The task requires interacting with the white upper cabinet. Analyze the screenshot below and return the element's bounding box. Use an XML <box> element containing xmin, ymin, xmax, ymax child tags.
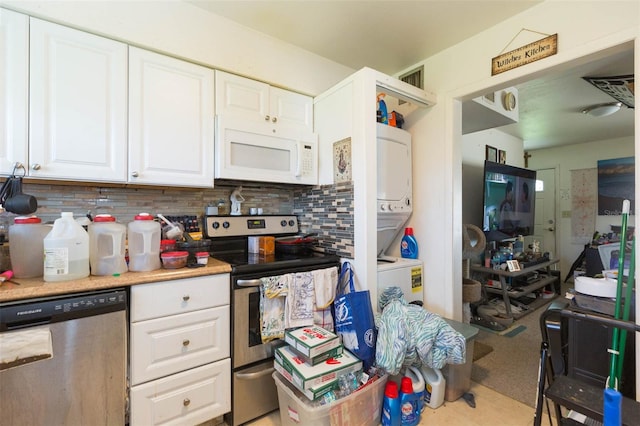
<box><xmin>128</xmin><ymin>47</ymin><xmax>215</xmax><ymax>187</ymax></box>
<box><xmin>215</xmin><ymin>70</ymin><xmax>313</xmax><ymax>134</ymax></box>
<box><xmin>0</xmin><ymin>9</ymin><xmax>28</xmax><ymax>176</ymax></box>
<box><xmin>29</xmin><ymin>18</ymin><xmax>128</xmax><ymax>182</ymax></box>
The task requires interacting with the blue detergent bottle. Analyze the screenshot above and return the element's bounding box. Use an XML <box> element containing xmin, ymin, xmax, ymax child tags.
<box><xmin>381</xmin><ymin>380</ymin><xmax>401</xmax><ymax>426</ymax></box>
<box><xmin>377</xmin><ymin>93</ymin><xmax>388</xmax><ymax>124</ymax></box>
<box><xmin>400</xmin><ymin>227</ymin><xmax>418</xmax><ymax>259</ymax></box>
<box><xmin>399</xmin><ymin>376</ymin><xmax>419</xmax><ymax>426</ymax></box>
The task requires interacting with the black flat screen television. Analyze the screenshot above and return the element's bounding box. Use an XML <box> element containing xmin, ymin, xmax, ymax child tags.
<box><xmin>482</xmin><ymin>160</ymin><xmax>537</xmax><ymax>239</ymax></box>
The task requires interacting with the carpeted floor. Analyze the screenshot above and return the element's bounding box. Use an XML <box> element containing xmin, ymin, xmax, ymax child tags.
<box><xmin>470</xmin><ymin>298</ymin><xmax>557</xmax><ymax>408</ymax></box>
<box><xmin>473</xmin><ymin>341</ymin><xmax>494</xmax><ymax>361</ymax></box>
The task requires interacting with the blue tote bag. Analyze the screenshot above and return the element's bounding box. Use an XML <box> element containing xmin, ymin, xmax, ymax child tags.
<box><xmin>333</xmin><ymin>261</ymin><xmax>377</xmax><ymax>369</ymax></box>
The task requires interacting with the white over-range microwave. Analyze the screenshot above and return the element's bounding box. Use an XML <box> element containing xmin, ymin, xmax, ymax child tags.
<box><xmin>215</xmin><ymin>115</ymin><xmax>318</xmax><ymax>185</ymax></box>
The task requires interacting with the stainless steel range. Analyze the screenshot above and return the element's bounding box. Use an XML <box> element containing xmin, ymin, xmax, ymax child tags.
<box><xmin>204</xmin><ymin>215</ymin><xmax>340</xmax><ymax>426</ymax></box>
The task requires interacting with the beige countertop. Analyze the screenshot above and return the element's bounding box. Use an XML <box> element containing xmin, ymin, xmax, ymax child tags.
<box><xmin>0</xmin><ymin>258</ymin><xmax>232</xmax><ymax>303</ymax></box>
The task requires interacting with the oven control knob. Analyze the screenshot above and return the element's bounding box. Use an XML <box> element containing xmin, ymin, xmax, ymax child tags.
<box><xmin>288</xmin><ymin>220</ymin><xmax>295</xmax><ymax>227</ymax></box>
<box><xmin>380</xmin><ymin>204</ymin><xmax>386</xmax><ymax>211</ymax></box>
<box><xmin>223</xmin><ymin>221</ymin><xmax>230</xmax><ymax>229</ymax></box>
<box><xmin>212</xmin><ymin>222</ymin><xmax>220</xmax><ymax>229</ymax></box>
<box><xmin>281</xmin><ymin>220</ymin><xmax>287</xmax><ymax>227</ymax></box>
<box><xmin>388</xmin><ymin>204</ymin><xmax>395</xmax><ymax>211</ymax></box>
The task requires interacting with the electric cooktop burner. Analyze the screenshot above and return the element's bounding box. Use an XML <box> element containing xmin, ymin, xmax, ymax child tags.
<box><xmin>204</xmin><ymin>214</ymin><xmax>339</xmax><ymax>275</ymax></box>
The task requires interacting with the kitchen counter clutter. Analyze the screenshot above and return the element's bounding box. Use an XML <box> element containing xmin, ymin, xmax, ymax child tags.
<box><xmin>0</xmin><ymin>257</ymin><xmax>231</xmax><ymax>302</ymax></box>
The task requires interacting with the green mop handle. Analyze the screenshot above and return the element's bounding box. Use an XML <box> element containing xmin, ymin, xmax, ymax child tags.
<box><xmin>608</xmin><ymin>199</ymin><xmax>629</xmax><ymax>389</ymax></box>
<box><xmin>616</xmin><ymin>235</ymin><xmax>635</xmax><ymax>382</ymax></box>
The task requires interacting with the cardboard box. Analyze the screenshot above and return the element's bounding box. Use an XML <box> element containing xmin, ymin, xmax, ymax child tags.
<box><xmin>289</xmin><ymin>344</ymin><xmax>344</xmax><ymax>366</ymax></box>
<box><xmin>274</xmin><ymin>345</ymin><xmax>362</xmax><ymax>391</ymax></box>
<box><xmin>273</xmin><ymin>361</ymin><xmax>337</xmax><ymax>400</ymax></box>
<box><xmin>284</xmin><ymin>326</ymin><xmax>340</xmax><ymax>358</ymax></box>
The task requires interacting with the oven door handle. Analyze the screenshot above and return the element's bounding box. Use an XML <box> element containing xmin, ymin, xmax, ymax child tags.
<box><xmin>236</xmin><ymin>366</ymin><xmax>275</xmax><ymax>380</ymax></box>
<box><xmin>236</xmin><ymin>279</ymin><xmax>263</xmax><ymax>287</ymax></box>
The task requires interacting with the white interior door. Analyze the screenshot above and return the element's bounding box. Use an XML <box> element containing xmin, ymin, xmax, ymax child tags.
<box><xmin>527</xmin><ymin>168</ymin><xmax>557</xmax><ymax>260</ymax></box>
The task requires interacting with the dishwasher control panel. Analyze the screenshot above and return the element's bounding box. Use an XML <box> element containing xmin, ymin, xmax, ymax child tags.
<box><xmin>0</xmin><ymin>289</ymin><xmax>127</xmax><ymax>331</ymax></box>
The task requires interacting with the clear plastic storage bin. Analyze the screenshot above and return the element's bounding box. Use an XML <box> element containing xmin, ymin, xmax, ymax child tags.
<box><xmin>273</xmin><ymin>371</ymin><xmax>387</xmax><ymax>426</ymax></box>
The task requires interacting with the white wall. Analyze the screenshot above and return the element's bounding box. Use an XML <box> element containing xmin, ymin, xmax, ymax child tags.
<box><xmin>0</xmin><ymin>0</ymin><xmax>353</xmax><ymax>95</ymax></box>
<box><xmin>529</xmin><ymin>136</ymin><xmax>634</xmax><ymax>275</ymax></box>
<box><xmin>397</xmin><ymin>1</ymin><xmax>639</xmax><ymax>321</ymax></box>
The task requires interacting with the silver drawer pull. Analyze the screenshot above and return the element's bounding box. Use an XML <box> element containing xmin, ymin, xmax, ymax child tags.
<box><xmin>182</xmin><ymin>295</ymin><xmax>190</xmax><ymax>301</ymax></box>
<box><xmin>183</xmin><ymin>398</ymin><xmax>190</xmax><ymax>407</ymax></box>
<box><xmin>182</xmin><ymin>339</ymin><xmax>190</xmax><ymax>347</ymax></box>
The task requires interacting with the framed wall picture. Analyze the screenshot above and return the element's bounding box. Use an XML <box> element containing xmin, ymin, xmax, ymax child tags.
<box><xmin>333</xmin><ymin>137</ymin><xmax>352</xmax><ymax>183</ymax></box>
<box><xmin>506</xmin><ymin>259</ymin><xmax>521</xmax><ymax>272</ymax></box>
<box><xmin>498</xmin><ymin>149</ymin><xmax>507</xmax><ymax>164</ymax></box>
<box><xmin>486</xmin><ymin>145</ymin><xmax>497</xmax><ymax>162</ymax></box>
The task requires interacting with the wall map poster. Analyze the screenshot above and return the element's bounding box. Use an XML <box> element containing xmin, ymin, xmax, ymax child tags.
<box><xmin>571</xmin><ymin>168</ymin><xmax>596</xmax><ymax>244</ymax></box>
<box><xmin>597</xmin><ymin>156</ymin><xmax>635</xmax><ymax>215</ymax></box>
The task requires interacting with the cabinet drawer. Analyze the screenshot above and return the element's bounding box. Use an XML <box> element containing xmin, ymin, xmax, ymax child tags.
<box><xmin>131</xmin><ymin>274</ymin><xmax>229</xmax><ymax>321</ymax></box>
<box><xmin>130</xmin><ymin>358</ymin><xmax>231</xmax><ymax>426</ymax></box>
<box><xmin>130</xmin><ymin>306</ymin><xmax>230</xmax><ymax>385</ymax></box>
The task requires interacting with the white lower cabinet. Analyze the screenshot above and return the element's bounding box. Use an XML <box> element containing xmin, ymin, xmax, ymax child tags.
<box><xmin>130</xmin><ymin>275</ymin><xmax>231</xmax><ymax>425</ymax></box>
<box><xmin>130</xmin><ymin>360</ymin><xmax>231</xmax><ymax>426</ymax></box>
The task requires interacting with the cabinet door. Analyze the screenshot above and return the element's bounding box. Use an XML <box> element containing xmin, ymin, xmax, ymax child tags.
<box><xmin>215</xmin><ymin>70</ymin><xmax>270</xmax><ymax>123</ymax></box>
<box><xmin>0</xmin><ymin>9</ymin><xmax>28</xmax><ymax>176</ymax></box>
<box><xmin>129</xmin><ymin>47</ymin><xmax>214</xmax><ymax>187</ymax></box>
<box><xmin>29</xmin><ymin>18</ymin><xmax>127</xmax><ymax>182</ymax></box>
<box><xmin>270</xmin><ymin>86</ymin><xmax>313</xmax><ymax>133</ymax></box>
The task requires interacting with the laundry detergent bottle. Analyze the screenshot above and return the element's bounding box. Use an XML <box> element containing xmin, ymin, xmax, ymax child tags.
<box><xmin>381</xmin><ymin>380</ymin><xmax>401</xmax><ymax>426</ymax></box>
<box><xmin>400</xmin><ymin>227</ymin><xmax>418</xmax><ymax>259</ymax></box>
<box><xmin>399</xmin><ymin>376</ymin><xmax>419</xmax><ymax>426</ymax></box>
<box><xmin>420</xmin><ymin>365</ymin><xmax>446</xmax><ymax>409</ymax></box>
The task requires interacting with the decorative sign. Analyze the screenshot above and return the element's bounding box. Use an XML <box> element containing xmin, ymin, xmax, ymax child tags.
<box><xmin>492</xmin><ymin>34</ymin><xmax>558</xmax><ymax>76</ymax></box>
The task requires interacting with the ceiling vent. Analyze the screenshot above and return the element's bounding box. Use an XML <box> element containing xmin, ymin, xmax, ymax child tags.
<box><xmin>399</xmin><ymin>66</ymin><xmax>424</xmax><ymax>89</ymax></box>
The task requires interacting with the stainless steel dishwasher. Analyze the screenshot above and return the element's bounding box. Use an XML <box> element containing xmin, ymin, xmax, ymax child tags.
<box><xmin>0</xmin><ymin>288</ymin><xmax>127</xmax><ymax>425</ymax></box>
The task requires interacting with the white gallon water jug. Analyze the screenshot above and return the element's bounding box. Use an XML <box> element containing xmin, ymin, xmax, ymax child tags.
<box><xmin>127</xmin><ymin>213</ymin><xmax>161</xmax><ymax>272</ymax></box>
<box><xmin>89</xmin><ymin>214</ymin><xmax>128</xmax><ymax>276</ymax></box>
<box><xmin>9</xmin><ymin>216</ymin><xmax>51</xmax><ymax>278</ymax></box>
<box><xmin>43</xmin><ymin>212</ymin><xmax>90</xmax><ymax>282</ymax></box>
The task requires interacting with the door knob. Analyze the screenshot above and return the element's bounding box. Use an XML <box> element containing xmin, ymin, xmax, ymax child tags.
<box><xmin>547</xmin><ymin>227</ymin><xmax>555</xmax><ymax>231</ymax></box>
<box><xmin>264</xmin><ymin>115</ymin><xmax>270</xmax><ymax>121</ymax></box>
<box><xmin>183</xmin><ymin>398</ymin><xmax>191</xmax><ymax>407</ymax></box>
<box><xmin>31</xmin><ymin>163</ymin><xmax>41</xmax><ymax>170</ymax></box>
<box><xmin>272</xmin><ymin>117</ymin><xmax>277</xmax><ymax>123</ymax></box>
<box><xmin>131</xmin><ymin>171</ymin><xmax>139</xmax><ymax>178</ymax></box>
<box><xmin>182</xmin><ymin>339</ymin><xmax>190</xmax><ymax>347</ymax></box>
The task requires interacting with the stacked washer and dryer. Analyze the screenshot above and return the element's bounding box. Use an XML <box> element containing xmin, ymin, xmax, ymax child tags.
<box><xmin>375</xmin><ymin>123</ymin><xmax>424</xmax><ymax>308</ymax></box>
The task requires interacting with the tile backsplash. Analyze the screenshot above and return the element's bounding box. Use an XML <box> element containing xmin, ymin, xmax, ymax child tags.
<box><xmin>2</xmin><ymin>179</ymin><xmax>354</xmax><ymax>259</ymax></box>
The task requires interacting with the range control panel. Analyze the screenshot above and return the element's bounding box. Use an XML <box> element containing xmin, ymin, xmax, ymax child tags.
<box><xmin>204</xmin><ymin>215</ymin><xmax>299</xmax><ymax>238</ymax></box>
